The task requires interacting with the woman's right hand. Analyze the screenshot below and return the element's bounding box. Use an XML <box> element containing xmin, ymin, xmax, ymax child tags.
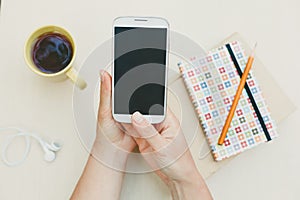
<box><xmin>125</xmin><ymin>109</ymin><xmax>213</xmax><ymax>200</ymax></box>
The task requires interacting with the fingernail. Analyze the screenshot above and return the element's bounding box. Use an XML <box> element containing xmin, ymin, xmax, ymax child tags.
<box><xmin>133</xmin><ymin>112</ymin><xmax>144</xmax><ymax>124</ymax></box>
<box><xmin>100</xmin><ymin>70</ymin><xmax>105</xmax><ymax>82</ymax></box>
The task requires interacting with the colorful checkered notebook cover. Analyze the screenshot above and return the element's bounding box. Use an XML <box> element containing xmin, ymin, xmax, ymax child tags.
<box><xmin>178</xmin><ymin>41</ymin><xmax>278</xmax><ymax>161</ymax></box>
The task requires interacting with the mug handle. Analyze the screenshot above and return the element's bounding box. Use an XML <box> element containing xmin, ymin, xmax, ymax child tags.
<box><xmin>66</xmin><ymin>68</ymin><xmax>87</xmax><ymax>90</ymax></box>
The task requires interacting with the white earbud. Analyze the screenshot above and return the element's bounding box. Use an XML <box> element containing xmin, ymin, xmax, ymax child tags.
<box><xmin>39</xmin><ymin>140</ymin><xmax>62</xmax><ymax>162</ymax></box>
<box><xmin>30</xmin><ymin>135</ymin><xmax>63</xmax><ymax>163</ymax></box>
<box><xmin>1</xmin><ymin>127</ymin><xmax>63</xmax><ymax>166</ymax></box>
<box><xmin>43</xmin><ymin>147</ymin><xmax>56</xmax><ymax>162</ymax></box>
<box><xmin>38</xmin><ymin>141</ymin><xmax>55</xmax><ymax>162</ymax></box>
<box><xmin>45</xmin><ymin>141</ymin><xmax>62</xmax><ymax>152</ymax></box>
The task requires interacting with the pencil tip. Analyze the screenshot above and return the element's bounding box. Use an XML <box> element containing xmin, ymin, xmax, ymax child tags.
<box><xmin>251</xmin><ymin>42</ymin><xmax>257</xmax><ymax>56</ymax></box>
<box><xmin>254</xmin><ymin>42</ymin><xmax>258</xmax><ymax>49</ymax></box>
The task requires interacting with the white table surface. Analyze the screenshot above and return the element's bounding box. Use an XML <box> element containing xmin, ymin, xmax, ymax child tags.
<box><xmin>0</xmin><ymin>0</ymin><xmax>299</xmax><ymax>199</ymax></box>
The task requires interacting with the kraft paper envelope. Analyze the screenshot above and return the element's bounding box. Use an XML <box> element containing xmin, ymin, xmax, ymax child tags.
<box><xmin>167</xmin><ymin>32</ymin><xmax>296</xmax><ymax>178</ymax></box>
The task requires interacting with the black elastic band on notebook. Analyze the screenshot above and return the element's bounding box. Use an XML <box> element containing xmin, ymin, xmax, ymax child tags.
<box><xmin>225</xmin><ymin>44</ymin><xmax>272</xmax><ymax>141</ymax></box>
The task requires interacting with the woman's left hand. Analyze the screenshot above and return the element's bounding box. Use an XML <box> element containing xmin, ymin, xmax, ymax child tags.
<box><xmin>93</xmin><ymin>70</ymin><xmax>136</xmax><ymax>165</ymax></box>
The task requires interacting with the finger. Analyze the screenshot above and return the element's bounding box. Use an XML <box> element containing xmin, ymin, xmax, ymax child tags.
<box><xmin>115</xmin><ymin>122</ymin><xmax>126</xmax><ymax>132</ymax></box>
<box><xmin>164</xmin><ymin>107</ymin><xmax>179</xmax><ymax>125</ymax></box>
<box><xmin>155</xmin><ymin>107</ymin><xmax>180</xmax><ymax>133</ymax></box>
<box><xmin>98</xmin><ymin>70</ymin><xmax>112</xmax><ymax>119</ymax></box>
<box><xmin>131</xmin><ymin>112</ymin><xmax>165</xmax><ymax>151</ymax></box>
<box><xmin>122</xmin><ymin>133</ymin><xmax>137</xmax><ymax>151</ymax></box>
<box><xmin>134</xmin><ymin>137</ymin><xmax>150</xmax><ymax>152</ymax></box>
<box><xmin>121</xmin><ymin>123</ymin><xmax>140</xmax><ymax>137</ymax></box>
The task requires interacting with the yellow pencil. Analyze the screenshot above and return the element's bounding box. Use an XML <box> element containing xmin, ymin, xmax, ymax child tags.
<box><xmin>218</xmin><ymin>43</ymin><xmax>257</xmax><ymax>145</ymax></box>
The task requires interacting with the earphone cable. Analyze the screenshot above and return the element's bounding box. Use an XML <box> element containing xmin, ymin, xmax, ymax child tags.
<box><xmin>1</xmin><ymin>127</ymin><xmax>32</xmax><ymax>167</ymax></box>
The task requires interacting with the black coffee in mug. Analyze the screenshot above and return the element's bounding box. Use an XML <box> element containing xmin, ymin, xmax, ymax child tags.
<box><xmin>32</xmin><ymin>33</ymin><xmax>73</xmax><ymax>74</ymax></box>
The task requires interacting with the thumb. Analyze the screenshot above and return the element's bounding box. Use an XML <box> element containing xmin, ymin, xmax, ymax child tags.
<box><xmin>98</xmin><ymin>70</ymin><xmax>112</xmax><ymax>119</ymax></box>
<box><xmin>131</xmin><ymin>112</ymin><xmax>165</xmax><ymax>151</ymax></box>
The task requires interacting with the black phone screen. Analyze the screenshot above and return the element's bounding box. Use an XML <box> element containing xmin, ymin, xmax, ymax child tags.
<box><xmin>114</xmin><ymin>27</ymin><xmax>167</xmax><ymax>115</ymax></box>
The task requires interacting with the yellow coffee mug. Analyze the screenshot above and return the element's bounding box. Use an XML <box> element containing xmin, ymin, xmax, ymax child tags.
<box><xmin>24</xmin><ymin>25</ymin><xmax>87</xmax><ymax>90</ymax></box>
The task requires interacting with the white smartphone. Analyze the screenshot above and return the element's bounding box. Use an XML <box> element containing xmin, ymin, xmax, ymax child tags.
<box><xmin>112</xmin><ymin>16</ymin><xmax>169</xmax><ymax>123</ymax></box>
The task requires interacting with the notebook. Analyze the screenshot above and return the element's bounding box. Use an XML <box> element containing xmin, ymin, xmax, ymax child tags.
<box><xmin>178</xmin><ymin>41</ymin><xmax>278</xmax><ymax>161</ymax></box>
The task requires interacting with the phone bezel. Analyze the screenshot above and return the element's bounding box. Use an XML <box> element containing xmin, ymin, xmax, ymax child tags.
<box><xmin>112</xmin><ymin>16</ymin><xmax>169</xmax><ymax>124</ymax></box>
